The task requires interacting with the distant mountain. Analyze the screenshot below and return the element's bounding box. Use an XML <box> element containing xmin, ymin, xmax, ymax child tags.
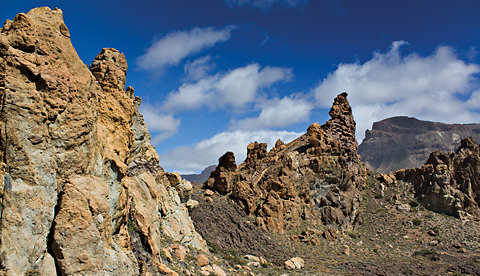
<box><xmin>181</xmin><ymin>165</ymin><xmax>216</xmax><ymax>183</ymax></box>
<box><xmin>358</xmin><ymin>116</ymin><xmax>480</xmax><ymax>173</ymax></box>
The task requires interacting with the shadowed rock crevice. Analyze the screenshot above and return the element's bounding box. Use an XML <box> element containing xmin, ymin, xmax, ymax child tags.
<box><xmin>46</xmin><ymin>191</ymin><xmax>65</xmax><ymax>276</ymax></box>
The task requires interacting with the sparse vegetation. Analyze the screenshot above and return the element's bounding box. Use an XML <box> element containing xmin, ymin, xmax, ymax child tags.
<box><xmin>412</xmin><ymin>248</ymin><xmax>436</xmax><ymax>256</ymax></box>
<box><xmin>409</xmin><ymin>200</ymin><xmax>419</xmax><ymax>207</ymax></box>
<box><xmin>24</xmin><ymin>269</ymin><xmax>40</xmax><ymax>276</ymax></box>
<box><xmin>346</xmin><ymin>231</ymin><xmax>358</xmax><ymax>239</ymax></box>
<box><xmin>412</xmin><ymin>218</ymin><xmax>422</xmax><ymax>226</ymax></box>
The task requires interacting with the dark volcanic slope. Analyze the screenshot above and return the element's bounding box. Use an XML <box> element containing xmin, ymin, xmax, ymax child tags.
<box><xmin>358</xmin><ymin>116</ymin><xmax>480</xmax><ymax>173</ymax></box>
<box><xmin>181</xmin><ymin>165</ymin><xmax>216</xmax><ymax>183</ymax></box>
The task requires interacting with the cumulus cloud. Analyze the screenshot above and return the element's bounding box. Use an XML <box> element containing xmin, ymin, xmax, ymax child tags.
<box><xmin>313</xmin><ymin>40</ymin><xmax>480</xmax><ymax>141</ymax></box>
<box><xmin>184</xmin><ymin>55</ymin><xmax>216</xmax><ymax>81</ymax></box>
<box><xmin>225</xmin><ymin>0</ymin><xmax>307</xmax><ymax>9</ymax></box>
<box><xmin>159</xmin><ymin>130</ymin><xmax>302</xmax><ymax>173</ymax></box>
<box><xmin>139</xmin><ymin>103</ymin><xmax>181</xmax><ymax>144</ymax></box>
<box><xmin>162</xmin><ymin>64</ymin><xmax>293</xmax><ymax>112</ymax></box>
<box><xmin>231</xmin><ymin>94</ymin><xmax>314</xmax><ymax>129</ymax></box>
<box><xmin>137</xmin><ymin>25</ymin><xmax>237</xmax><ymax>70</ymax></box>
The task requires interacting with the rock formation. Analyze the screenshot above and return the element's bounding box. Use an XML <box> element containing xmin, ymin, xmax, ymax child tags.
<box><xmin>0</xmin><ymin>7</ymin><xmax>205</xmax><ymax>276</ymax></box>
<box><xmin>359</xmin><ymin>116</ymin><xmax>480</xmax><ymax>173</ymax></box>
<box><xmin>396</xmin><ymin>137</ymin><xmax>480</xmax><ymax>220</ymax></box>
<box><xmin>204</xmin><ymin>92</ymin><xmax>366</xmax><ymax>233</ymax></box>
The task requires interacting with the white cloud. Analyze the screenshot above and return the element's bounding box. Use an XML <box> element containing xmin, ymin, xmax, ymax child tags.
<box><xmin>139</xmin><ymin>103</ymin><xmax>181</xmax><ymax>144</ymax></box>
<box><xmin>184</xmin><ymin>55</ymin><xmax>216</xmax><ymax>81</ymax></box>
<box><xmin>225</xmin><ymin>0</ymin><xmax>307</xmax><ymax>9</ymax></box>
<box><xmin>231</xmin><ymin>94</ymin><xmax>313</xmax><ymax>129</ymax></box>
<box><xmin>313</xmin><ymin>41</ymin><xmax>480</xmax><ymax>141</ymax></box>
<box><xmin>137</xmin><ymin>25</ymin><xmax>237</xmax><ymax>70</ymax></box>
<box><xmin>160</xmin><ymin>130</ymin><xmax>302</xmax><ymax>173</ymax></box>
<box><xmin>162</xmin><ymin>64</ymin><xmax>293</xmax><ymax>112</ymax></box>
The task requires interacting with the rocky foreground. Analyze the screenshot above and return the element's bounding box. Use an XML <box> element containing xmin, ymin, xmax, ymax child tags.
<box><xmin>0</xmin><ymin>7</ymin><xmax>205</xmax><ymax>275</ymax></box>
<box><xmin>1</xmin><ymin>6</ymin><xmax>480</xmax><ymax>276</ymax></box>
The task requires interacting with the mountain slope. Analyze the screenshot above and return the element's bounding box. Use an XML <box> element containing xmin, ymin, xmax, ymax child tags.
<box><xmin>358</xmin><ymin>116</ymin><xmax>480</xmax><ymax>173</ymax></box>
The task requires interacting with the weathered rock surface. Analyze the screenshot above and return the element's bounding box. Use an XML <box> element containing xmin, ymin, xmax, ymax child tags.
<box><xmin>396</xmin><ymin>137</ymin><xmax>480</xmax><ymax>220</ymax></box>
<box><xmin>0</xmin><ymin>7</ymin><xmax>205</xmax><ymax>276</ymax></box>
<box><xmin>359</xmin><ymin>116</ymin><xmax>480</xmax><ymax>173</ymax></box>
<box><xmin>204</xmin><ymin>93</ymin><xmax>366</xmax><ymax>233</ymax></box>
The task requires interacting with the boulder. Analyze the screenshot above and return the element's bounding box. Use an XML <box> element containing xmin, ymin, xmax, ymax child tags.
<box><xmin>197</xmin><ymin>254</ymin><xmax>209</xmax><ymax>267</ymax></box>
<box><xmin>285</xmin><ymin>257</ymin><xmax>304</xmax><ymax>269</ymax></box>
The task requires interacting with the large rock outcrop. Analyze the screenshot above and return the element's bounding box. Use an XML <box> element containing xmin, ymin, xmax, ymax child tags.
<box><xmin>359</xmin><ymin>116</ymin><xmax>480</xmax><ymax>173</ymax></box>
<box><xmin>204</xmin><ymin>92</ymin><xmax>366</xmax><ymax>233</ymax></box>
<box><xmin>396</xmin><ymin>137</ymin><xmax>480</xmax><ymax>220</ymax></box>
<box><xmin>0</xmin><ymin>7</ymin><xmax>205</xmax><ymax>276</ymax></box>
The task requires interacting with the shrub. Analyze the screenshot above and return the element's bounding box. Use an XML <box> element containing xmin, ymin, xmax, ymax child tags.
<box><xmin>25</xmin><ymin>269</ymin><xmax>41</xmax><ymax>276</ymax></box>
<box><xmin>409</xmin><ymin>200</ymin><xmax>419</xmax><ymax>207</ymax></box>
<box><xmin>346</xmin><ymin>231</ymin><xmax>358</xmax><ymax>239</ymax></box>
<box><xmin>412</xmin><ymin>248</ymin><xmax>435</xmax><ymax>256</ymax></box>
<box><xmin>412</xmin><ymin>219</ymin><xmax>422</xmax><ymax>226</ymax></box>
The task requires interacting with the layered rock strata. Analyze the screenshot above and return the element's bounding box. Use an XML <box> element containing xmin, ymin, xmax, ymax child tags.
<box><xmin>204</xmin><ymin>93</ymin><xmax>366</xmax><ymax>233</ymax></box>
<box><xmin>396</xmin><ymin>137</ymin><xmax>480</xmax><ymax>220</ymax></box>
<box><xmin>0</xmin><ymin>7</ymin><xmax>205</xmax><ymax>276</ymax></box>
<box><xmin>359</xmin><ymin>116</ymin><xmax>480</xmax><ymax>173</ymax></box>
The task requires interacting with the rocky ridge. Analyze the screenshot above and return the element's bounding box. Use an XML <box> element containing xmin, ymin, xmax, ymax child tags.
<box><xmin>204</xmin><ymin>92</ymin><xmax>366</xmax><ymax>234</ymax></box>
<box><xmin>359</xmin><ymin>116</ymin><xmax>480</xmax><ymax>174</ymax></box>
<box><xmin>0</xmin><ymin>7</ymin><xmax>205</xmax><ymax>276</ymax></box>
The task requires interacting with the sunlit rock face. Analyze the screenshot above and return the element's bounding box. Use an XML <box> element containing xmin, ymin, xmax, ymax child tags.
<box><xmin>0</xmin><ymin>7</ymin><xmax>205</xmax><ymax>276</ymax></box>
<box><xmin>205</xmin><ymin>92</ymin><xmax>366</xmax><ymax>234</ymax></box>
<box><xmin>396</xmin><ymin>137</ymin><xmax>480</xmax><ymax>220</ymax></box>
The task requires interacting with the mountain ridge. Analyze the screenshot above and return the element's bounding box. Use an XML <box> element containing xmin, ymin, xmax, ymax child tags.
<box><xmin>358</xmin><ymin>116</ymin><xmax>480</xmax><ymax>173</ymax></box>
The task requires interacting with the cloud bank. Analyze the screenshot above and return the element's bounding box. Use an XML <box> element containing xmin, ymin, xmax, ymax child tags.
<box><xmin>159</xmin><ymin>130</ymin><xmax>302</xmax><ymax>173</ymax></box>
<box><xmin>139</xmin><ymin>103</ymin><xmax>181</xmax><ymax>144</ymax></box>
<box><xmin>162</xmin><ymin>63</ymin><xmax>293</xmax><ymax>112</ymax></box>
<box><xmin>313</xmin><ymin>40</ymin><xmax>480</xmax><ymax>141</ymax></box>
<box><xmin>137</xmin><ymin>25</ymin><xmax>237</xmax><ymax>70</ymax></box>
<box><xmin>231</xmin><ymin>94</ymin><xmax>314</xmax><ymax>129</ymax></box>
<box><xmin>184</xmin><ymin>55</ymin><xmax>216</xmax><ymax>81</ymax></box>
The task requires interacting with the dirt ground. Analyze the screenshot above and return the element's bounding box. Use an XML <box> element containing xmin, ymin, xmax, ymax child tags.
<box><xmin>190</xmin><ymin>173</ymin><xmax>480</xmax><ymax>276</ymax></box>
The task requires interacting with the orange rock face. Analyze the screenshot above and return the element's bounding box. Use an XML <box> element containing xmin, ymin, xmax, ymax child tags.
<box><xmin>0</xmin><ymin>7</ymin><xmax>205</xmax><ymax>275</ymax></box>
<box><xmin>204</xmin><ymin>93</ymin><xmax>366</xmax><ymax>233</ymax></box>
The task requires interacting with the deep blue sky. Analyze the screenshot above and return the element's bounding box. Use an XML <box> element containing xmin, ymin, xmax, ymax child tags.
<box><xmin>2</xmin><ymin>0</ymin><xmax>479</xmax><ymax>173</ymax></box>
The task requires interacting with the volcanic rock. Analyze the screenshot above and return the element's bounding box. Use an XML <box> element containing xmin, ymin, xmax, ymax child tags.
<box><xmin>359</xmin><ymin>116</ymin><xmax>480</xmax><ymax>173</ymax></box>
<box><xmin>204</xmin><ymin>92</ymin><xmax>366</xmax><ymax>233</ymax></box>
<box><xmin>396</xmin><ymin>137</ymin><xmax>480</xmax><ymax>220</ymax></box>
<box><xmin>0</xmin><ymin>7</ymin><xmax>205</xmax><ymax>276</ymax></box>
